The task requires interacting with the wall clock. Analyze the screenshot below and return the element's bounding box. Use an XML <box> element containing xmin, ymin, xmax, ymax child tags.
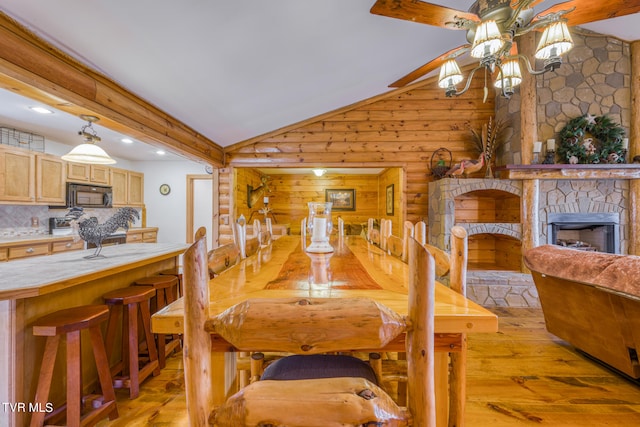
<box><xmin>159</xmin><ymin>184</ymin><xmax>171</xmax><ymax>195</ymax></box>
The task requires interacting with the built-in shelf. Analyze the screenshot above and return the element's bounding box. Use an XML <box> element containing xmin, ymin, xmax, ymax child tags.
<box><xmin>496</xmin><ymin>164</ymin><xmax>640</xmax><ymax>180</ymax></box>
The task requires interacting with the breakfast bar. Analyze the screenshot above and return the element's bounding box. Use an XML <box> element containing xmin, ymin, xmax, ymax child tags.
<box><xmin>0</xmin><ymin>242</ymin><xmax>187</xmax><ymax>427</ymax></box>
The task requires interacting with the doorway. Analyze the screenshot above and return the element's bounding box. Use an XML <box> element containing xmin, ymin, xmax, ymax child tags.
<box><xmin>186</xmin><ymin>172</ymin><xmax>218</xmax><ymax>250</ymax></box>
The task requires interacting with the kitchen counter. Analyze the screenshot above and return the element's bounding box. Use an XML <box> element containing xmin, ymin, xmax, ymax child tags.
<box><xmin>0</xmin><ymin>233</ymin><xmax>77</xmax><ymax>246</ymax></box>
<box><xmin>0</xmin><ymin>226</ymin><xmax>159</xmax><ymax>246</ymax></box>
<box><xmin>0</xmin><ymin>242</ymin><xmax>187</xmax><ymax>300</ymax></box>
<box><xmin>0</xmin><ymin>242</ymin><xmax>187</xmax><ymax>427</ymax></box>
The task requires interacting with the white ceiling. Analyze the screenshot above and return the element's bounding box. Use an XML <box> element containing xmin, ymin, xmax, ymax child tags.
<box><xmin>0</xmin><ymin>1</ymin><xmax>639</xmax><ymax>162</ymax></box>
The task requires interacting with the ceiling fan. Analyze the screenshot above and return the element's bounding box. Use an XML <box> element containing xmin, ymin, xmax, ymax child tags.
<box><xmin>371</xmin><ymin>0</ymin><xmax>640</xmax><ymax>99</ymax></box>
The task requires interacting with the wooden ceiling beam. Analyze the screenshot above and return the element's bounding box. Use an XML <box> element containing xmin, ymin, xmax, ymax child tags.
<box><xmin>0</xmin><ymin>11</ymin><xmax>224</xmax><ymax>166</ymax></box>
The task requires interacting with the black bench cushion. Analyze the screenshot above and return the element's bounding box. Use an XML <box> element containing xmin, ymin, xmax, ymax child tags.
<box><xmin>261</xmin><ymin>354</ymin><xmax>378</xmax><ymax>385</ymax></box>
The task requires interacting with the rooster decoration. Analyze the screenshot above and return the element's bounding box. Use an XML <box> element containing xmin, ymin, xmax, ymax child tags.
<box><xmin>66</xmin><ymin>207</ymin><xmax>140</xmax><ymax>258</ymax></box>
<box><xmin>445</xmin><ymin>153</ymin><xmax>485</xmax><ymax>178</ymax></box>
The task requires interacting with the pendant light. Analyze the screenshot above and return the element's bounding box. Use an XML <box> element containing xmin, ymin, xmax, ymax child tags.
<box><xmin>61</xmin><ymin>115</ymin><xmax>116</xmax><ymax>165</ymax></box>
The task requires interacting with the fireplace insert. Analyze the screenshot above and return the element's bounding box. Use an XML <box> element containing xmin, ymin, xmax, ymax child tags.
<box><xmin>547</xmin><ymin>212</ymin><xmax>619</xmax><ymax>254</ymax></box>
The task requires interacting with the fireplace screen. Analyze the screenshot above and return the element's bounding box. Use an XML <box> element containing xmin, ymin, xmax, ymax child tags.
<box><xmin>548</xmin><ymin>213</ymin><xmax>619</xmax><ymax>254</ymax></box>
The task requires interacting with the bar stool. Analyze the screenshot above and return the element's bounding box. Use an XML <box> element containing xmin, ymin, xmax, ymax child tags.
<box><xmin>159</xmin><ymin>266</ymin><xmax>183</xmax><ymax>298</ymax></box>
<box><xmin>103</xmin><ymin>286</ymin><xmax>161</xmax><ymax>398</ymax></box>
<box><xmin>132</xmin><ymin>275</ymin><xmax>181</xmax><ymax>368</ymax></box>
<box><xmin>30</xmin><ymin>305</ymin><xmax>118</xmax><ymax>427</ymax></box>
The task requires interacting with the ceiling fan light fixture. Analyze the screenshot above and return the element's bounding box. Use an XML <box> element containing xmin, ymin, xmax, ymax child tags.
<box><xmin>535</xmin><ymin>21</ymin><xmax>573</xmax><ymax>59</ymax></box>
<box><xmin>61</xmin><ymin>115</ymin><xmax>117</xmax><ymax>165</ymax></box>
<box><xmin>438</xmin><ymin>59</ymin><xmax>463</xmax><ymax>89</ymax></box>
<box><xmin>312</xmin><ymin>169</ymin><xmax>327</xmax><ymax>177</ymax></box>
<box><xmin>470</xmin><ymin>20</ymin><xmax>504</xmax><ymax>59</ymax></box>
<box><xmin>494</xmin><ymin>59</ymin><xmax>522</xmax><ymax>89</ymax></box>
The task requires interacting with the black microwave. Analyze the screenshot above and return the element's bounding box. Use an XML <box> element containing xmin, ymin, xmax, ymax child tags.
<box><xmin>66</xmin><ymin>183</ymin><xmax>113</xmax><ymax>208</ymax></box>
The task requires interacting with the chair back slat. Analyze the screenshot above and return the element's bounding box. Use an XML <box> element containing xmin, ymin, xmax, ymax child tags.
<box><xmin>211</xmin><ymin>297</ymin><xmax>406</xmax><ymax>354</ymax></box>
<box><xmin>207</xmin><ymin>243</ymin><xmax>241</xmax><ymax>278</ymax></box>
<box><xmin>244</xmin><ymin>236</ymin><xmax>260</xmax><ymax>258</ymax></box>
<box><xmin>387</xmin><ymin>234</ymin><xmax>404</xmax><ymax>259</ymax></box>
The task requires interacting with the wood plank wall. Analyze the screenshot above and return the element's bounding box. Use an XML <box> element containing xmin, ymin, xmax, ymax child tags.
<box><xmin>267</xmin><ymin>173</ymin><xmax>381</xmax><ymax>235</ymax></box>
<box><xmin>221</xmin><ymin>72</ymin><xmax>495</xmax><ymax>244</ymax></box>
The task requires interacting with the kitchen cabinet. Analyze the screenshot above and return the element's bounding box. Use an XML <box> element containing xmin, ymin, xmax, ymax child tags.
<box><xmin>51</xmin><ymin>238</ymin><xmax>85</xmax><ymax>253</ymax></box>
<box><xmin>36</xmin><ymin>153</ymin><xmax>65</xmax><ymax>204</ymax></box>
<box><xmin>111</xmin><ymin>167</ymin><xmax>144</xmax><ymax>207</ymax></box>
<box><xmin>126</xmin><ymin>227</ymin><xmax>158</xmax><ymax>243</ymax></box>
<box><xmin>67</xmin><ymin>163</ymin><xmax>111</xmax><ymax>185</ymax></box>
<box><xmin>127</xmin><ymin>171</ymin><xmax>144</xmax><ymax>206</ymax></box>
<box><xmin>90</xmin><ymin>165</ymin><xmax>110</xmax><ymax>185</ymax></box>
<box><xmin>0</xmin><ymin>145</ymin><xmax>35</xmax><ymax>203</ymax></box>
<box><xmin>7</xmin><ymin>242</ymin><xmax>49</xmax><ymax>260</ymax></box>
<box><xmin>66</xmin><ymin>162</ymin><xmax>89</xmax><ymax>182</ymax></box>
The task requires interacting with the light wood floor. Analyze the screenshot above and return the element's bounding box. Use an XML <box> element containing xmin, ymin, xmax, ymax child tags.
<box><xmin>97</xmin><ymin>307</ymin><xmax>640</xmax><ymax>426</ymax></box>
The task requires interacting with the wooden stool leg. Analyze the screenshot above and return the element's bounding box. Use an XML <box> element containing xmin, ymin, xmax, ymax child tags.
<box><xmin>88</xmin><ymin>325</ymin><xmax>119</xmax><ymax>421</ymax></box>
<box><xmin>66</xmin><ymin>330</ymin><xmax>81</xmax><ymax>427</ymax></box>
<box><xmin>139</xmin><ymin>298</ymin><xmax>161</xmax><ymax>376</ymax></box>
<box><xmin>29</xmin><ymin>335</ymin><xmax>60</xmax><ymax>427</ymax></box>
<box><xmin>127</xmin><ymin>302</ymin><xmax>140</xmax><ymax>398</ymax></box>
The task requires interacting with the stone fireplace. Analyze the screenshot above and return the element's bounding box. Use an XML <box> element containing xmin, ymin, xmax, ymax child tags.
<box><xmin>428</xmin><ymin>166</ymin><xmax>638</xmax><ymax>308</ymax></box>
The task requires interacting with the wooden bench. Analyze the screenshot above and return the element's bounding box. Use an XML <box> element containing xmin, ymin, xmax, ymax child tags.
<box><xmin>524</xmin><ymin>244</ymin><xmax>640</xmax><ymax>379</ymax></box>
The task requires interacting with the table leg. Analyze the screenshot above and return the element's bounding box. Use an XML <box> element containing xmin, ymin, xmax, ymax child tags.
<box><xmin>434</xmin><ymin>352</ymin><xmax>449</xmax><ymax>427</ymax></box>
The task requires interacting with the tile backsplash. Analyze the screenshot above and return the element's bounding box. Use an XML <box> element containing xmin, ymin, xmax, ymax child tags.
<box><xmin>0</xmin><ymin>205</ymin><xmax>142</xmax><ymax>237</ymax></box>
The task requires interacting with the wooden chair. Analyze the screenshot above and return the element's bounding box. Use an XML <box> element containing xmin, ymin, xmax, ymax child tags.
<box><xmin>414</xmin><ymin>220</ymin><xmax>427</xmax><ymax>245</ymax></box>
<box><xmin>206</xmin><ymin>243</ymin><xmax>241</xmax><ymax>278</ymax></box>
<box><xmin>181</xmin><ymin>235</ymin><xmax>437</xmax><ymax>426</ymax></box>
<box><xmin>402</xmin><ymin>221</ymin><xmax>414</xmax><ymax>262</ymax></box>
<box><xmin>233</xmin><ymin>215</ymin><xmax>247</xmax><ymax>258</ymax></box>
<box><xmin>380</xmin><ymin>218</ymin><xmax>392</xmax><ymax>251</ymax></box>
<box><xmin>367</xmin><ymin>217</ymin><xmax>375</xmax><ymax>241</ymax></box>
<box><xmin>387</xmin><ymin>234</ymin><xmax>404</xmax><ymax>259</ymax></box>
<box><xmin>194</xmin><ymin>226</ymin><xmax>207</xmax><ymax>241</ymax></box>
<box><xmin>264</xmin><ymin>217</ymin><xmax>274</xmax><ymax>238</ymax></box>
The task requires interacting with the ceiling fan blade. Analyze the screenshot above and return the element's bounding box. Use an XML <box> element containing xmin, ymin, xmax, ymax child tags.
<box><xmin>536</xmin><ymin>0</ymin><xmax>640</xmax><ymax>26</ymax></box>
<box><xmin>370</xmin><ymin>0</ymin><xmax>479</xmax><ymax>29</ymax></box>
<box><xmin>389</xmin><ymin>44</ymin><xmax>470</xmax><ymax>88</ymax></box>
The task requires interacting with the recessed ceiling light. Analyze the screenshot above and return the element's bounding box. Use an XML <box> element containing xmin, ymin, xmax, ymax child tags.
<box><xmin>29</xmin><ymin>106</ymin><xmax>53</xmax><ymax>114</ymax></box>
<box><xmin>121</xmin><ymin>138</ymin><xmax>134</xmax><ymax>144</ymax></box>
<box><xmin>156</xmin><ymin>150</ymin><xmax>166</xmax><ymax>155</ymax></box>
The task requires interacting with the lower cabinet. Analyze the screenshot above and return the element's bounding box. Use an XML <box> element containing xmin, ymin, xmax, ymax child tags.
<box><xmin>8</xmin><ymin>243</ymin><xmax>50</xmax><ymax>260</ymax></box>
<box><xmin>126</xmin><ymin>228</ymin><xmax>158</xmax><ymax>243</ymax></box>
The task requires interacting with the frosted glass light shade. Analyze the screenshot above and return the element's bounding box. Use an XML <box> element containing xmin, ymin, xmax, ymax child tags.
<box><xmin>495</xmin><ymin>59</ymin><xmax>522</xmax><ymax>88</ymax></box>
<box><xmin>471</xmin><ymin>20</ymin><xmax>504</xmax><ymax>58</ymax></box>
<box><xmin>61</xmin><ymin>143</ymin><xmax>116</xmax><ymax>165</ymax></box>
<box><xmin>438</xmin><ymin>59</ymin><xmax>463</xmax><ymax>89</ymax></box>
<box><xmin>535</xmin><ymin>21</ymin><xmax>573</xmax><ymax>59</ymax></box>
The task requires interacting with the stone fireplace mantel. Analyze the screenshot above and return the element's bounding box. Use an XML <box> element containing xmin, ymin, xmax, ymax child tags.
<box><xmin>496</xmin><ymin>164</ymin><xmax>640</xmax><ymax>180</ymax></box>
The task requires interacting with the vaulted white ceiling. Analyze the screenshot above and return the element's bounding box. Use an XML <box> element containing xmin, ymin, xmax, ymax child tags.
<box><xmin>0</xmin><ymin>1</ymin><xmax>638</xmax><ymax>161</ymax></box>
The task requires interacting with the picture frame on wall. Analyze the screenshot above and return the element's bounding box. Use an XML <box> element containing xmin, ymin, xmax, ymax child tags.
<box><xmin>326</xmin><ymin>189</ymin><xmax>356</xmax><ymax>211</ymax></box>
<box><xmin>386</xmin><ymin>184</ymin><xmax>394</xmax><ymax>215</ymax></box>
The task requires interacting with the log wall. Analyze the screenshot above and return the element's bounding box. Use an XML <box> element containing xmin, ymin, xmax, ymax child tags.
<box><xmin>221</xmin><ymin>73</ymin><xmax>495</xmax><ymax>243</ymax></box>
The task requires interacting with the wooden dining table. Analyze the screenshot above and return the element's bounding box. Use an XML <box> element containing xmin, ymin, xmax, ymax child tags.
<box><xmin>152</xmin><ymin>235</ymin><xmax>498</xmax><ymax>426</ymax></box>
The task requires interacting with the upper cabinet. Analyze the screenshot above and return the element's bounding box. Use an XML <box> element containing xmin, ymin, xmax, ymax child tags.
<box><xmin>66</xmin><ymin>163</ymin><xmax>111</xmax><ymax>185</ymax></box>
<box><xmin>36</xmin><ymin>153</ymin><xmax>65</xmax><ymax>204</ymax></box>
<box><xmin>111</xmin><ymin>167</ymin><xmax>144</xmax><ymax>207</ymax></box>
<box><xmin>0</xmin><ymin>145</ymin><xmax>144</xmax><ymax>206</ymax></box>
<box><xmin>0</xmin><ymin>145</ymin><xmax>36</xmax><ymax>203</ymax></box>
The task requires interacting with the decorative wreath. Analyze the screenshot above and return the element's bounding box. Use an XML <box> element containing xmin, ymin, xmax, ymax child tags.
<box><xmin>557</xmin><ymin>114</ymin><xmax>626</xmax><ymax>164</ymax></box>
